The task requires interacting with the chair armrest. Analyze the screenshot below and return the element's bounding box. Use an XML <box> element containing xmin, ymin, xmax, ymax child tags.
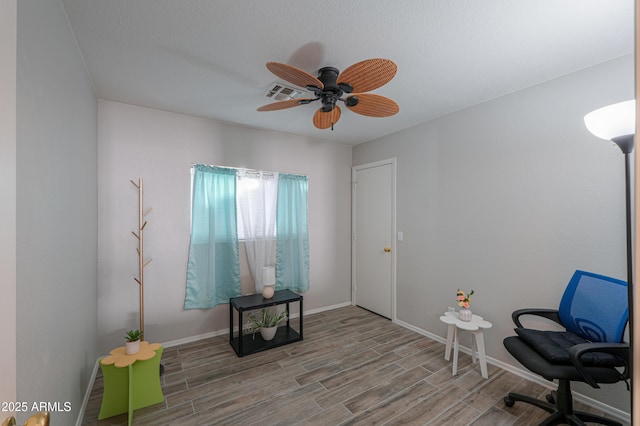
<box><xmin>512</xmin><ymin>308</ymin><xmax>561</xmax><ymax>328</ymax></box>
<box><xmin>568</xmin><ymin>342</ymin><xmax>630</xmax><ymax>388</ymax></box>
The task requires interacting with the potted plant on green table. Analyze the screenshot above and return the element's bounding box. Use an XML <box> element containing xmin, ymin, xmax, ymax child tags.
<box><xmin>125</xmin><ymin>329</ymin><xmax>141</xmax><ymax>354</ymax></box>
<box><xmin>246</xmin><ymin>308</ymin><xmax>288</xmax><ymax>341</ymax></box>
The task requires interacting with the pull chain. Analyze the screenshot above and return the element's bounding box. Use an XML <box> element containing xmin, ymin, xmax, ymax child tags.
<box><xmin>331</xmin><ymin>107</ymin><xmax>335</xmax><ymax>131</ymax></box>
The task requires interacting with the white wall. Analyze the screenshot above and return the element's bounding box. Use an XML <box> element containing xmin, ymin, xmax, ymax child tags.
<box><xmin>0</xmin><ymin>0</ymin><xmax>17</xmax><ymax>410</ymax></box>
<box><xmin>353</xmin><ymin>55</ymin><xmax>633</xmax><ymax>413</ymax></box>
<box><xmin>97</xmin><ymin>101</ymin><xmax>352</xmax><ymax>353</ymax></box>
<box><xmin>16</xmin><ymin>1</ymin><xmax>98</xmax><ymax>424</ymax></box>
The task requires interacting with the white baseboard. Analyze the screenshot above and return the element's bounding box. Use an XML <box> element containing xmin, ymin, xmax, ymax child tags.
<box><xmin>79</xmin><ymin>304</ymin><xmax>628</xmax><ymax>425</ymax></box>
<box><xmin>161</xmin><ymin>300</ymin><xmax>353</xmax><ymax>348</ymax></box>
<box><xmin>162</xmin><ymin>328</ymin><xmax>228</xmax><ymax>348</ymax></box>
<box><xmin>303</xmin><ymin>301</ymin><xmax>352</xmax><ymax>316</ymax></box>
<box><xmin>75</xmin><ymin>357</ymin><xmax>102</xmax><ymax>426</ymax></box>
<box><xmin>77</xmin><ymin>299</ymin><xmax>355</xmax><ymax>422</ymax></box>
<box><xmin>394</xmin><ymin>319</ymin><xmax>630</xmax><ymax>424</ymax></box>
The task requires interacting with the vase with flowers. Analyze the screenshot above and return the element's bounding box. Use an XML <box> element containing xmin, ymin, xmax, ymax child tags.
<box><xmin>456</xmin><ymin>289</ymin><xmax>474</xmax><ymax>321</ymax></box>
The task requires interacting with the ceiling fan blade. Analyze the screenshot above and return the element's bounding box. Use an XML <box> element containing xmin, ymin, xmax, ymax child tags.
<box><xmin>313</xmin><ymin>105</ymin><xmax>341</xmax><ymax>129</ymax></box>
<box><xmin>266</xmin><ymin>62</ymin><xmax>323</xmax><ymax>89</ymax></box>
<box><xmin>338</xmin><ymin>59</ymin><xmax>397</xmax><ymax>93</ymax></box>
<box><xmin>345</xmin><ymin>94</ymin><xmax>399</xmax><ymax>117</ymax></box>
<box><xmin>257</xmin><ymin>98</ymin><xmax>314</xmax><ymax>111</ymax></box>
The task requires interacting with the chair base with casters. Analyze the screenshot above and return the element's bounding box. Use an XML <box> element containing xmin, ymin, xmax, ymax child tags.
<box><xmin>504</xmin><ymin>335</ymin><xmax>623</xmax><ymax>426</ymax></box>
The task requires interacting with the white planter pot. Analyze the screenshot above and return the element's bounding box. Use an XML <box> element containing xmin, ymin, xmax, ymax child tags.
<box><xmin>459</xmin><ymin>309</ymin><xmax>472</xmax><ymax>322</ymax></box>
<box><xmin>260</xmin><ymin>326</ymin><xmax>278</xmax><ymax>341</ymax></box>
<box><xmin>125</xmin><ymin>340</ymin><xmax>140</xmax><ymax>354</ymax></box>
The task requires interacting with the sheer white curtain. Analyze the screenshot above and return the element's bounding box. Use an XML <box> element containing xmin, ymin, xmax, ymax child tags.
<box><xmin>236</xmin><ymin>170</ymin><xmax>278</xmax><ymax>292</ymax></box>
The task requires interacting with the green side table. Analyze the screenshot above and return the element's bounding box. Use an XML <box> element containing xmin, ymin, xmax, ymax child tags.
<box><xmin>99</xmin><ymin>342</ymin><xmax>164</xmax><ymax>425</ymax></box>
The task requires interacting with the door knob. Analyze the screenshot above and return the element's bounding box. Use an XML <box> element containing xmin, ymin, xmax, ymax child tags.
<box><xmin>384</xmin><ymin>247</ymin><xmax>391</xmax><ymax>253</ymax></box>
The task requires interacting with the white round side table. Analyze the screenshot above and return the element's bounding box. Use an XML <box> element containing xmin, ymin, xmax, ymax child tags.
<box><xmin>439</xmin><ymin>311</ymin><xmax>492</xmax><ymax>379</ymax></box>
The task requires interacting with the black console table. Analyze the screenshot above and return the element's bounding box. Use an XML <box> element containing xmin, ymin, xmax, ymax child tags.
<box><xmin>229</xmin><ymin>289</ymin><xmax>303</xmax><ymax>357</ymax></box>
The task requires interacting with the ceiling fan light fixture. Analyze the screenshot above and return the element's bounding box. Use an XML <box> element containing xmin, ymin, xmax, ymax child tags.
<box><xmin>345</xmin><ymin>96</ymin><xmax>359</xmax><ymax>107</ymax></box>
<box><xmin>321</xmin><ymin>97</ymin><xmax>337</xmax><ymax>112</ymax></box>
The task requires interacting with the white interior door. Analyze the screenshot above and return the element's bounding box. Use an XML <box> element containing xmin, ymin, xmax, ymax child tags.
<box><xmin>352</xmin><ymin>159</ymin><xmax>395</xmax><ymax>319</ymax></box>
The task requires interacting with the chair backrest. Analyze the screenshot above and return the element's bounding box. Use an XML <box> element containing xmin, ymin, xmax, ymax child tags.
<box><xmin>558</xmin><ymin>270</ymin><xmax>628</xmax><ymax>343</ymax></box>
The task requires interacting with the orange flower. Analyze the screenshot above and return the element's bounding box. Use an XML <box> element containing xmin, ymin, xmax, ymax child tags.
<box><xmin>456</xmin><ymin>289</ymin><xmax>474</xmax><ymax>308</ymax></box>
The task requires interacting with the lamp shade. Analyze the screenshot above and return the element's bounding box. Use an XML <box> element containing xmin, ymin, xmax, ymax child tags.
<box><xmin>260</xmin><ymin>266</ymin><xmax>276</xmax><ymax>286</ymax></box>
<box><xmin>584</xmin><ymin>100</ymin><xmax>635</xmax><ymax>141</ymax></box>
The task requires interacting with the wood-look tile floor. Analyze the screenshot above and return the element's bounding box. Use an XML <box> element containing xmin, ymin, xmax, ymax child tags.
<box><xmin>82</xmin><ymin>306</ymin><xmax>623</xmax><ymax>425</ymax></box>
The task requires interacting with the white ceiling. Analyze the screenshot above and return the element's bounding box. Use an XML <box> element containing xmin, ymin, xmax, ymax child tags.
<box><xmin>60</xmin><ymin>0</ymin><xmax>634</xmax><ymax>145</ymax></box>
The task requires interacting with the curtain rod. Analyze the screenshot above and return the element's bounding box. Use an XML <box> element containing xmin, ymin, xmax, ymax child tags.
<box><xmin>241</xmin><ymin>169</ymin><xmax>276</xmax><ymax>179</ymax></box>
<box><xmin>191</xmin><ymin>163</ymin><xmax>308</xmax><ymax>179</ymax></box>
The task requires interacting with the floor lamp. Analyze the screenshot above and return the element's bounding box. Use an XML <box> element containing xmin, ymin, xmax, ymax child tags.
<box><xmin>584</xmin><ymin>99</ymin><xmax>635</xmax><ymax>421</ymax></box>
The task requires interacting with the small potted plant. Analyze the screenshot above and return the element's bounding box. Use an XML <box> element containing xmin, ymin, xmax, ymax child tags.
<box><xmin>125</xmin><ymin>329</ymin><xmax>141</xmax><ymax>354</ymax></box>
<box><xmin>246</xmin><ymin>308</ymin><xmax>288</xmax><ymax>341</ymax></box>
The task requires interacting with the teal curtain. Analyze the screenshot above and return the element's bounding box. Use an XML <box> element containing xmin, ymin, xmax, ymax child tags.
<box><xmin>276</xmin><ymin>174</ymin><xmax>310</xmax><ymax>292</ymax></box>
<box><xmin>184</xmin><ymin>165</ymin><xmax>241</xmax><ymax>309</ymax></box>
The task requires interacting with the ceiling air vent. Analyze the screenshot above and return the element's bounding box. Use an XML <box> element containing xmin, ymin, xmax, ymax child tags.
<box><xmin>264</xmin><ymin>83</ymin><xmax>303</xmax><ymax>101</ymax></box>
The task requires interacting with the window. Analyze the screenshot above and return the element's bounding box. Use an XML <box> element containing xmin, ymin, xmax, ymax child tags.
<box><xmin>235</xmin><ymin>170</ymin><xmax>278</xmax><ymax>241</ymax></box>
<box><xmin>190</xmin><ymin>167</ymin><xmax>278</xmax><ymax>241</ymax></box>
<box><xmin>185</xmin><ymin>165</ymin><xmax>310</xmax><ymax>309</ymax></box>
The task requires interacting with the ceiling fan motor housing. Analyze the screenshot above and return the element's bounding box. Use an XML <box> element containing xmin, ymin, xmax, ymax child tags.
<box><xmin>317</xmin><ymin>67</ymin><xmax>340</xmax><ymax>91</ymax></box>
<box><xmin>312</xmin><ymin>67</ymin><xmax>355</xmax><ymax>112</ymax></box>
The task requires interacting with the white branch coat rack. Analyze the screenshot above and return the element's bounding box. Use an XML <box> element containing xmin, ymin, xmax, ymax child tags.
<box><xmin>131</xmin><ymin>178</ymin><xmax>152</xmax><ymax>341</ymax></box>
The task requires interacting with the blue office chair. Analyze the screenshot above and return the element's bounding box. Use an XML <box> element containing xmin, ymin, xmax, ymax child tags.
<box><xmin>503</xmin><ymin>270</ymin><xmax>629</xmax><ymax>426</ymax></box>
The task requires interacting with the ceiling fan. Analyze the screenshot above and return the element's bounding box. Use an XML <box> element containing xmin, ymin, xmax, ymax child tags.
<box><xmin>257</xmin><ymin>58</ymin><xmax>399</xmax><ymax>130</ymax></box>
